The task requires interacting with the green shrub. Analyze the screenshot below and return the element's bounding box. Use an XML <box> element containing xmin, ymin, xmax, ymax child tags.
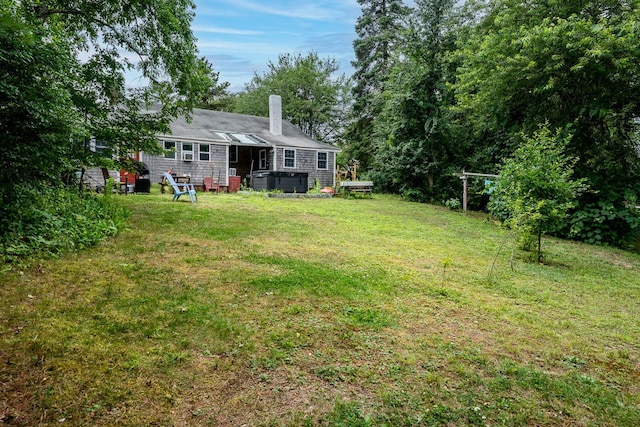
<box><xmin>445</xmin><ymin>198</ymin><xmax>461</xmax><ymax>210</ymax></box>
<box><xmin>0</xmin><ymin>184</ymin><xmax>128</xmax><ymax>264</ymax></box>
<box><xmin>401</xmin><ymin>187</ymin><xmax>430</xmax><ymax>203</ymax></box>
<box><xmin>307</xmin><ymin>176</ymin><xmax>322</xmax><ymax>194</ymax></box>
<box><xmin>565</xmin><ymin>189</ymin><xmax>640</xmax><ymax>249</ymax></box>
<box><xmin>489</xmin><ymin>125</ymin><xmax>587</xmax><ymax>262</ymax></box>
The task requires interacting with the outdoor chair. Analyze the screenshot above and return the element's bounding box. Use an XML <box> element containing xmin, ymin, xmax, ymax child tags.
<box><xmin>163</xmin><ymin>172</ymin><xmax>198</xmax><ymax>203</ymax></box>
<box><xmin>99</xmin><ymin>167</ymin><xmax>120</xmax><ymax>193</ymax></box>
<box><xmin>203</xmin><ymin>176</ymin><xmax>220</xmax><ymax>193</ymax></box>
<box><xmin>101</xmin><ymin>167</ymin><xmax>111</xmax><ymax>186</ymax></box>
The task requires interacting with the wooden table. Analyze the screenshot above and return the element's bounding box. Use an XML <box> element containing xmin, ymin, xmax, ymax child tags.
<box><xmin>338</xmin><ymin>181</ymin><xmax>374</xmax><ymax>198</ymax></box>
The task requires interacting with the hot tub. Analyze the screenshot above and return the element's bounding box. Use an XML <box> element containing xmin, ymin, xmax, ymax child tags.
<box><xmin>251</xmin><ymin>171</ymin><xmax>308</xmax><ymax>193</ymax></box>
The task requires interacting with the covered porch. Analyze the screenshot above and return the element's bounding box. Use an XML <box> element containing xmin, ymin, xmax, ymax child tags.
<box><xmin>226</xmin><ymin>133</ymin><xmax>274</xmax><ymax>188</ymax></box>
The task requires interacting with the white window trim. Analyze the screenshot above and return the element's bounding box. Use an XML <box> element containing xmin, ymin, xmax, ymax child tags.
<box><xmin>317</xmin><ymin>151</ymin><xmax>328</xmax><ymax>170</ymax></box>
<box><xmin>163</xmin><ymin>140</ymin><xmax>176</xmax><ymax>159</ymax></box>
<box><xmin>92</xmin><ymin>139</ymin><xmax>107</xmax><ymax>152</ymax></box>
<box><xmin>229</xmin><ymin>145</ymin><xmax>238</xmax><ymax>163</ymax></box>
<box><xmin>259</xmin><ymin>149</ymin><xmax>267</xmax><ymax>169</ymax></box>
<box><xmin>93</xmin><ymin>139</ymin><xmax>113</xmax><ymax>159</ymax></box>
<box><xmin>283</xmin><ymin>148</ymin><xmax>296</xmax><ymax>169</ymax></box>
<box><xmin>182</xmin><ymin>142</ymin><xmax>194</xmax><ymax>162</ymax></box>
<box><xmin>182</xmin><ymin>142</ymin><xmax>194</xmax><ymax>154</ymax></box>
<box><xmin>198</xmin><ymin>143</ymin><xmax>211</xmax><ymax>162</ymax></box>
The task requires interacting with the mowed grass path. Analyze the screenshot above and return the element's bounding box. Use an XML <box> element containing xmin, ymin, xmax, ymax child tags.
<box><xmin>1</xmin><ymin>190</ymin><xmax>639</xmax><ymax>426</ymax></box>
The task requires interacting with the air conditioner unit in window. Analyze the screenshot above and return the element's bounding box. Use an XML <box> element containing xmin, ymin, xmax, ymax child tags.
<box><xmin>229</xmin><ymin>167</ymin><xmax>237</xmax><ymax>176</ymax></box>
<box><xmin>182</xmin><ymin>152</ymin><xmax>194</xmax><ymax>161</ymax></box>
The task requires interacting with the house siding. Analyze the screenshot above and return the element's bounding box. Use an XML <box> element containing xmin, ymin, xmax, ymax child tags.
<box><xmin>275</xmin><ymin>147</ymin><xmax>336</xmax><ymax>189</ymax></box>
<box><xmin>141</xmin><ymin>142</ymin><xmax>229</xmax><ymax>187</ymax></box>
<box><xmin>87</xmin><ymin>147</ymin><xmax>336</xmax><ymax>192</ymax></box>
<box><xmin>83</xmin><ymin>168</ymin><xmax>113</xmax><ymax>185</ymax></box>
<box><xmin>84</xmin><ymin>108</ymin><xmax>341</xmax><ymax>193</ymax></box>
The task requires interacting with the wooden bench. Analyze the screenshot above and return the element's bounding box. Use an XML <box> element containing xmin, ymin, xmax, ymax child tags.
<box><xmin>338</xmin><ymin>181</ymin><xmax>374</xmax><ymax>198</ymax></box>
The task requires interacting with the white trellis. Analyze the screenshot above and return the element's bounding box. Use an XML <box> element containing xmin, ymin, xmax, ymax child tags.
<box><xmin>458</xmin><ymin>171</ymin><xmax>499</xmax><ymax>212</ymax></box>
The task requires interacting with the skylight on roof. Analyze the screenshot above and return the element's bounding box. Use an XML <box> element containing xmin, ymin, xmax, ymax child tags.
<box><xmin>230</xmin><ymin>133</ymin><xmax>267</xmax><ymax>145</ymax></box>
<box><xmin>214</xmin><ymin>132</ymin><xmax>232</xmax><ymax>141</ymax></box>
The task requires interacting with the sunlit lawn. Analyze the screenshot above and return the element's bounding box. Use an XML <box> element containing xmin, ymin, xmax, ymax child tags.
<box><xmin>1</xmin><ymin>188</ymin><xmax>639</xmax><ymax>426</ymax></box>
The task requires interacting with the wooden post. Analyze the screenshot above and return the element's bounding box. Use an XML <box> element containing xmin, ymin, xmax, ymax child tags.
<box><xmin>462</xmin><ymin>175</ymin><xmax>468</xmax><ymax>212</ymax></box>
<box><xmin>458</xmin><ymin>171</ymin><xmax>498</xmax><ymax>213</ymax></box>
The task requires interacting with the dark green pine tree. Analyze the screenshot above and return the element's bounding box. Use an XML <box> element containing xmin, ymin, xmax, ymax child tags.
<box><xmin>371</xmin><ymin>0</ymin><xmax>460</xmax><ymax>200</ymax></box>
<box><xmin>342</xmin><ymin>0</ymin><xmax>409</xmax><ymax>171</ymax></box>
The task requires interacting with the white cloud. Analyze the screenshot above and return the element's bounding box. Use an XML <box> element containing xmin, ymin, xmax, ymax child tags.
<box><xmin>300</xmin><ymin>32</ymin><xmax>355</xmax><ymax>55</ymax></box>
<box><xmin>192</xmin><ymin>0</ymin><xmax>360</xmax><ymax>90</ymax></box>
<box><xmin>197</xmin><ymin>40</ymin><xmax>286</xmax><ymax>56</ymax></box>
<box><xmin>216</xmin><ymin>0</ymin><xmax>359</xmax><ymax>23</ymax></box>
<box><xmin>192</xmin><ymin>25</ymin><xmax>263</xmax><ymax>36</ymax></box>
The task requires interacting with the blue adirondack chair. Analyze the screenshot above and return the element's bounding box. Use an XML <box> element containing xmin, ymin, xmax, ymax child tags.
<box><xmin>163</xmin><ymin>173</ymin><xmax>198</xmax><ymax>203</ymax></box>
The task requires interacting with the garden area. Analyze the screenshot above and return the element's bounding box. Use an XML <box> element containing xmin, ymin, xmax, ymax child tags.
<box><xmin>1</xmin><ymin>190</ymin><xmax>639</xmax><ymax>426</ymax></box>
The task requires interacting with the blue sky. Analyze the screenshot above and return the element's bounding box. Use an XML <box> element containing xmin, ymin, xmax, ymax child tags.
<box><xmin>192</xmin><ymin>0</ymin><xmax>361</xmax><ymax>92</ymax></box>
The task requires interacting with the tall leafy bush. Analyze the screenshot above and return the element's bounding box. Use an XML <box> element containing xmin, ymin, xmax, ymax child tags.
<box><xmin>0</xmin><ymin>185</ymin><xmax>128</xmax><ymax>265</ymax></box>
<box><xmin>566</xmin><ymin>188</ymin><xmax>640</xmax><ymax>248</ymax></box>
<box><xmin>489</xmin><ymin>126</ymin><xmax>587</xmax><ymax>262</ymax></box>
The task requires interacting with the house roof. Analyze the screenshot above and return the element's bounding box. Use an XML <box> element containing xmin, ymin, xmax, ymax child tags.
<box><xmin>164</xmin><ymin>108</ymin><xmax>340</xmax><ymax>152</ymax></box>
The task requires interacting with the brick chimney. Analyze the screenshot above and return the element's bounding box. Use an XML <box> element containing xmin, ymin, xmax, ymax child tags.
<box><xmin>269</xmin><ymin>95</ymin><xmax>282</xmax><ymax>136</ymax></box>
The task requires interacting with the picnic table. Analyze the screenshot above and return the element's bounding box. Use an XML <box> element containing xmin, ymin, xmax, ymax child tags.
<box><xmin>338</xmin><ymin>181</ymin><xmax>374</xmax><ymax>198</ymax></box>
<box><xmin>160</xmin><ymin>174</ymin><xmax>190</xmax><ymax>193</ymax></box>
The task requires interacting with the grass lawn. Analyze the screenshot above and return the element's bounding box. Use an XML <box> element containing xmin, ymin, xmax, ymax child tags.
<box><xmin>1</xmin><ymin>188</ymin><xmax>639</xmax><ymax>426</ymax></box>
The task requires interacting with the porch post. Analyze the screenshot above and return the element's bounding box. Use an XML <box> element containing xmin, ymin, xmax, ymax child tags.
<box><xmin>272</xmin><ymin>146</ymin><xmax>277</xmax><ymax>171</ymax></box>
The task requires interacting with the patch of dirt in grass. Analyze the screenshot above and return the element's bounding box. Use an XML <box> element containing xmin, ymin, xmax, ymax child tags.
<box><xmin>588</xmin><ymin>248</ymin><xmax>638</xmax><ymax>270</ymax></box>
<box><xmin>0</xmin><ymin>363</ymin><xmax>36</xmax><ymax>426</ymax></box>
<box><xmin>173</xmin><ymin>354</ymin><xmax>368</xmax><ymax>426</ymax></box>
<box><xmin>610</xmin><ymin>257</ymin><xmax>635</xmax><ymax>269</ymax></box>
<box><xmin>397</xmin><ymin>302</ymin><xmax>548</xmax><ymax>368</ymax></box>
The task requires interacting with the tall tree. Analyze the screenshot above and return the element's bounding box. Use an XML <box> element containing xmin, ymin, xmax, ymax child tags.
<box><xmin>1</xmin><ymin>0</ymin><xmax>208</xmax><ymax>189</ymax></box>
<box><xmin>0</xmin><ymin>4</ymin><xmax>80</xmax><ymax>189</ymax></box>
<box><xmin>1</xmin><ymin>0</ymin><xmax>209</xmax><ymax>245</ymax></box>
<box><xmin>343</xmin><ymin>0</ymin><xmax>410</xmax><ymax>170</ymax></box>
<box><xmin>194</xmin><ymin>58</ymin><xmax>235</xmax><ymax>112</ymax></box>
<box><xmin>371</xmin><ymin>0</ymin><xmax>460</xmax><ymax>201</ymax></box>
<box><xmin>234</xmin><ymin>52</ymin><xmax>349</xmax><ymax>143</ymax></box>
<box><xmin>454</xmin><ymin>0</ymin><xmax>640</xmax><ymax>246</ymax></box>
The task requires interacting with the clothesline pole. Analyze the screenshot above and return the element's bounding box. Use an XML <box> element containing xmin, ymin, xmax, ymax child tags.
<box><xmin>458</xmin><ymin>171</ymin><xmax>500</xmax><ymax>213</ymax></box>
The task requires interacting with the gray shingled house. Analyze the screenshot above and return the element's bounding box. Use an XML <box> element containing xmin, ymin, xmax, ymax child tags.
<box><xmin>140</xmin><ymin>95</ymin><xmax>340</xmax><ymax>192</ymax></box>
